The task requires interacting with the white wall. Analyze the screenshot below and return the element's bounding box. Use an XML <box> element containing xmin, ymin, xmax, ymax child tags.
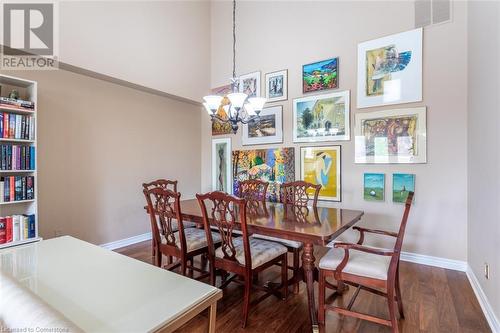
<box><xmin>59</xmin><ymin>0</ymin><xmax>211</xmax><ymax>101</ymax></box>
<box><xmin>203</xmin><ymin>0</ymin><xmax>469</xmax><ymax>261</ymax></box>
<box><xmin>467</xmin><ymin>0</ymin><xmax>500</xmax><ymax>322</ymax></box>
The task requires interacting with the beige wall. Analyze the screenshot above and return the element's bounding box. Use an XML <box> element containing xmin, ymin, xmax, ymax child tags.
<box><xmin>203</xmin><ymin>1</ymin><xmax>469</xmax><ymax>260</ymax></box>
<box><xmin>4</xmin><ymin>69</ymin><xmax>201</xmax><ymax>245</ymax></box>
<box><xmin>467</xmin><ymin>0</ymin><xmax>500</xmax><ymax>321</ymax></box>
<box><xmin>59</xmin><ymin>1</ymin><xmax>211</xmax><ymax>102</ymax></box>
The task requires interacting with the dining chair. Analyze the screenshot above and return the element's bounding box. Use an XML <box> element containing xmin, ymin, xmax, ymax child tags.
<box><xmin>144</xmin><ymin>186</ymin><xmax>222</xmax><ymax>278</ymax></box>
<box><xmin>254</xmin><ymin>180</ymin><xmax>321</xmax><ymax>293</ymax></box>
<box><xmin>318</xmin><ymin>192</ymin><xmax>414</xmax><ymax>333</ymax></box>
<box><xmin>143</xmin><ymin>179</ymin><xmax>196</xmax><ymax>257</ymax></box>
<box><xmin>196</xmin><ymin>191</ymin><xmax>288</xmax><ymax>328</ymax></box>
<box><xmin>238</xmin><ymin>179</ymin><xmax>269</xmax><ymax>202</ymax></box>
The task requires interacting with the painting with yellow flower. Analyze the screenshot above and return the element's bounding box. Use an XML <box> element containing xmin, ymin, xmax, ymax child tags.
<box><xmin>300</xmin><ymin>146</ymin><xmax>341</xmax><ymax>202</ymax></box>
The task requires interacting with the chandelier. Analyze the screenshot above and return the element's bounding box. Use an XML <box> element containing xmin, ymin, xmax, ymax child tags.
<box><xmin>202</xmin><ymin>0</ymin><xmax>266</xmax><ymax>134</ymax></box>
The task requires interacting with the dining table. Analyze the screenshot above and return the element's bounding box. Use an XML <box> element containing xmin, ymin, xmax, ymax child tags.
<box><xmin>178</xmin><ymin>198</ymin><xmax>364</xmax><ymax>333</ymax></box>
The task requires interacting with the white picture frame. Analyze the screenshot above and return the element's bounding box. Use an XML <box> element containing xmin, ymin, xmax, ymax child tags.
<box><xmin>265</xmin><ymin>69</ymin><xmax>288</xmax><ymax>102</ymax></box>
<box><xmin>293</xmin><ymin>90</ymin><xmax>350</xmax><ymax>143</ymax></box>
<box><xmin>242</xmin><ymin>105</ymin><xmax>283</xmax><ymax>146</ymax></box>
<box><xmin>354</xmin><ymin>107</ymin><xmax>427</xmax><ymax>164</ymax></box>
<box><xmin>357</xmin><ymin>28</ymin><xmax>423</xmax><ymax>108</ymax></box>
<box><xmin>239</xmin><ymin>71</ymin><xmax>261</xmax><ymax>98</ymax></box>
<box><xmin>211</xmin><ymin>138</ymin><xmax>232</xmax><ymax>193</ymax></box>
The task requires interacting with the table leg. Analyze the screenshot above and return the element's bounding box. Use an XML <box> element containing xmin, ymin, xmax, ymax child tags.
<box><xmin>208</xmin><ymin>302</ymin><xmax>217</xmax><ymax>333</ymax></box>
<box><xmin>302</xmin><ymin>242</ymin><xmax>319</xmax><ymax>333</ymax></box>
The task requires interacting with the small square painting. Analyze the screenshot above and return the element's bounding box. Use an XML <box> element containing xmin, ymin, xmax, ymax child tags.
<box><xmin>392</xmin><ymin>173</ymin><xmax>415</xmax><ymax>203</ymax></box>
<box><xmin>364</xmin><ymin>173</ymin><xmax>385</xmax><ymax>201</ymax></box>
<box><xmin>302</xmin><ymin>57</ymin><xmax>338</xmax><ymax>93</ymax></box>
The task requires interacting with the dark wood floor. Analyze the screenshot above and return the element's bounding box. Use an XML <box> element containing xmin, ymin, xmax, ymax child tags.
<box><xmin>116</xmin><ymin>241</ymin><xmax>490</xmax><ymax>333</ymax></box>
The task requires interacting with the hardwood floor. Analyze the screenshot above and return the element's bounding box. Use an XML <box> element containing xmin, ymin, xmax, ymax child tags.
<box><xmin>116</xmin><ymin>241</ymin><xmax>490</xmax><ymax>333</ymax></box>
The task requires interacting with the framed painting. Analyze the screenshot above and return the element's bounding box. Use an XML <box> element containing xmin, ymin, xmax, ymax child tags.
<box><xmin>357</xmin><ymin>28</ymin><xmax>423</xmax><ymax>108</ymax></box>
<box><xmin>300</xmin><ymin>146</ymin><xmax>341</xmax><ymax>202</ymax></box>
<box><xmin>265</xmin><ymin>69</ymin><xmax>288</xmax><ymax>102</ymax></box>
<box><xmin>212</xmin><ymin>138</ymin><xmax>232</xmax><ymax>193</ymax></box>
<box><xmin>302</xmin><ymin>57</ymin><xmax>338</xmax><ymax>93</ymax></box>
<box><xmin>242</xmin><ymin>105</ymin><xmax>283</xmax><ymax>146</ymax></box>
<box><xmin>232</xmin><ymin>147</ymin><xmax>295</xmax><ymax>202</ymax></box>
<box><xmin>293</xmin><ymin>90</ymin><xmax>350</xmax><ymax>143</ymax></box>
<box><xmin>355</xmin><ymin>107</ymin><xmax>426</xmax><ymax>164</ymax></box>
<box><xmin>392</xmin><ymin>173</ymin><xmax>415</xmax><ymax>203</ymax></box>
<box><xmin>239</xmin><ymin>71</ymin><xmax>261</xmax><ymax>98</ymax></box>
<box><xmin>210</xmin><ymin>84</ymin><xmax>232</xmax><ymax>135</ymax></box>
<box><xmin>364</xmin><ymin>173</ymin><xmax>385</xmax><ymax>201</ymax></box>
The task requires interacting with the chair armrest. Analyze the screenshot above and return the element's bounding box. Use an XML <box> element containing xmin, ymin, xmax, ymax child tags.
<box><xmin>334</xmin><ymin>242</ymin><xmax>395</xmax><ymax>256</ymax></box>
<box><xmin>353</xmin><ymin>226</ymin><xmax>398</xmax><ymax>238</ymax></box>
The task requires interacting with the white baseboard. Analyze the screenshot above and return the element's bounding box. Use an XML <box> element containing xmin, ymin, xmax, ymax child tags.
<box><xmin>400</xmin><ymin>251</ymin><xmax>468</xmax><ymax>272</ymax></box>
<box><xmin>466</xmin><ymin>265</ymin><xmax>500</xmax><ymax>333</ymax></box>
<box><xmin>100</xmin><ymin>232</ymin><xmax>152</xmax><ymax>251</ymax></box>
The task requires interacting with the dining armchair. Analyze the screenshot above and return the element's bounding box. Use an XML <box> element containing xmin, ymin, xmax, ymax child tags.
<box><xmin>144</xmin><ymin>186</ymin><xmax>222</xmax><ymax>278</ymax></box>
<box><xmin>196</xmin><ymin>191</ymin><xmax>288</xmax><ymax>328</ymax></box>
<box><xmin>318</xmin><ymin>192</ymin><xmax>414</xmax><ymax>333</ymax></box>
<box><xmin>143</xmin><ymin>180</ymin><xmax>196</xmax><ymax>257</ymax></box>
<box><xmin>254</xmin><ymin>180</ymin><xmax>321</xmax><ymax>293</ymax></box>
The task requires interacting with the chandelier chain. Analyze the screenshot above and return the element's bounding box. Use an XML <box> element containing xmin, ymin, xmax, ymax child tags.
<box><xmin>232</xmin><ymin>0</ymin><xmax>236</xmax><ymax>80</ymax></box>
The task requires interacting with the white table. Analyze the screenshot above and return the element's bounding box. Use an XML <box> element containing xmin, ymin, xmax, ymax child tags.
<box><xmin>0</xmin><ymin>236</ymin><xmax>222</xmax><ymax>332</ymax></box>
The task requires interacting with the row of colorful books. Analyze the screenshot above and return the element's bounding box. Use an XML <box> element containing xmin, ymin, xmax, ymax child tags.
<box><xmin>0</xmin><ymin>176</ymin><xmax>35</xmax><ymax>202</ymax></box>
<box><xmin>0</xmin><ymin>214</ymin><xmax>36</xmax><ymax>244</ymax></box>
<box><xmin>0</xmin><ymin>97</ymin><xmax>35</xmax><ymax>110</ymax></box>
<box><xmin>0</xmin><ymin>145</ymin><xmax>35</xmax><ymax>170</ymax></box>
<box><xmin>0</xmin><ymin>113</ymin><xmax>35</xmax><ymax>140</ymax></box>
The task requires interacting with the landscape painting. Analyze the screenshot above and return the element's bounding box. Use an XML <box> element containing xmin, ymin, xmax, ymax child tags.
<box><xmin>364</xmin><ymin>173</ymin><xmax>385</xmax><ymax>201</ymax></box>
<box><xmin>293</xmin><ymin>91</ymin><xmax>350</xmax><ymax>142</ymax></box>
<box><xmin>212</xmin><ymin>138</ymin><xmax>232</xmax><ymax>193</ymax></box>
<box><xmin>211</xmin><ymin>84</ymin><xmax>233</xmax><ymax>135</ymax></box>
<box><xmin>242</xmin><ymin>105</ymin><xmax>283</xmax><ymax>145</ymax></box>
<box><xmin>354</xmin><ymin>107</ymin><xmax>427</xmax><ymax>164</ymax></box>
<box><xmin>357</xmin><ymin>28</ymin><xmax>422</xmax><ymax>108</ymax></box>
<box><xmin>301</xmin><ymin>146</ymin><xmax>341</xmax><ymax>202</ymax></box>
<box><xmin>392</xmin><ymin>173</ymin><xmax>415</xmax><ymax>203</ymax></box>
<box><xmin>302</xmin><ymin>57</ymin><xmax>338</xmax><ymax>93</ymax></box>
<box><xmin>265</xmin><ymin>69</ymin><xmax>288</xmax><ymax>102</ymax></box>
<box><xmin>233</xmin><ymin>148</ymin><xmax>295</xmax><ymax>202</ymax></box>
<box><xmin>239</xmin><ymin>71</ymin><xmax>261</xmax><ymax>97</ymax></box>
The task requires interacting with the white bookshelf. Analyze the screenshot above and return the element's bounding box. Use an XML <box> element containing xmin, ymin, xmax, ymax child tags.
<box><xmin>0</xmin><ymin>74</ymin><xmax>40</xmax><ymax>249</ymax></box>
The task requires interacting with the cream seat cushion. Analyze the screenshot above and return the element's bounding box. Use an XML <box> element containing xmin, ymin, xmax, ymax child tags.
<box><xmin>161</xmin><ymin>228</ymin><xmax>221</xmax><ymax>252</ymax></box>
<box><xmin>215</xmin><ymin>237</ymin><xmax>287</xmax><ymax>269</ymax></box>
<box><xmin>319</xmin><ymin>247</ymin><xmax>391</xmax><ymax>280</ymax></box>
<box><xmin>252</xmin><ymin>234</ymin><xmax>302</xmax><ymax>249</ymax></box>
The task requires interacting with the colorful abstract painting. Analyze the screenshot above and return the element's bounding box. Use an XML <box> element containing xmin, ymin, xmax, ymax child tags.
<box><xmin>303</xmin><ymin>57</ymin><xmax>338</xmax><ymax>93</ymax></box>
<box><xmin>392</xmin><ymin>173</ymin><xmax>415</xmax><ymax>203</ymax></box>
<box><xmin>364</xmin><ymin>173</ymin><xmax>385</xmax><ymax>201</ymax></box>
<box><xmin>301</xmin><ymin>146</ymin><xmax>341</xmax><ymax>202</ymax></box>
<box><xmin>357</xmin><ymin>28</ymin><xmax>422</xmax><ymax>108</ymax></box>
<box><xmin>212</xmin><ymin>138</ymin><xmax>232</xmax><ymax>193</ymax></box>
<box><xmin>232</xmin><ymin>148</ymin><xmax>295</xmax><ymax>202</ymax></box>
<box><xmin>211</xmin><ymin>84</ymin><xmax>233</xmax><ymax>135</ymax></box>
<box><xmin>293</xmin><ymin>91</ymin><xmax>350</xmax><ymax>142</ymax></box>
<box><xmin>354</xmin><ymin>107</ymin><xmax>427</xmax><ymax>164</ymax></box>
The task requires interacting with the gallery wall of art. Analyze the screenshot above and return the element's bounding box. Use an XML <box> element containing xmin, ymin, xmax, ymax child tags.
<box><xmin>202</xmin><ymin>1</ymin><xmax>468</xmax><ymax>261</ymax></box>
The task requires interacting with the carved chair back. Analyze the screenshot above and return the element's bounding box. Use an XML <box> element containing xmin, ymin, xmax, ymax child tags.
<box><xmin>197</xmin><ymin>191</ymin><xmax>251</xmax><ymax>269</ymax></box>
<box><xmin>142</xmin><ymin>179</ymin><xmax>178</xmax><ymax>192</ymax></box>
<box><xmin>238</xmin><ymin>179</ymin><xmax>269</xmax><ymax>203</ymax></box>
<box><xmin>281</xmin><ymin>181</ymin><xmax>321</xmax><ymax>207</ymax></box>
<box><xmin>143</xmin><ymin>187</ymin><xmax>187</xmax><ymax>252</ymax></box>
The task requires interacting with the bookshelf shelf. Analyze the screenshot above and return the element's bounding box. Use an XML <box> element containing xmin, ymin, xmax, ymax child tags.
<box><xmin>0</xmin><ymin>74</ymin><xmax>38</xmax><ymax>248</ymax></box>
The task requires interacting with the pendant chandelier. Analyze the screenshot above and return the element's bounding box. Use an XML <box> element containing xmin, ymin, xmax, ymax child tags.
<box><xmin>202</xmin><ymin>0</ymin><xmax>266</xmax><ymax>134</ymax></box>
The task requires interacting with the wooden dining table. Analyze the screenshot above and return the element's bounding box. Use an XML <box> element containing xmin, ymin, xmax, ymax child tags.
<box><xmin>178</xmin><ymin>198</ymin><xmax>364</xmax><ymax>333</ymax></box>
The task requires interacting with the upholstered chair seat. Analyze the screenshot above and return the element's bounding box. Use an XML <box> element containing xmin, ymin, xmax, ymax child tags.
<box><xmin>160</xmin><ymin>228</ymin><xmax>222</xmax><ymax>252</ymax></box>
<box><xmin>252</xmin><ymin>234</ymin><xmax>302</xmax><ymax>249</ymax></box>
<box><xmin>319</xmin><ymin>247</ymin><xmax>391</xmax><ymax>280</ymax></box>
<box><xmin>215</xmin><ymin>237</ymin><xmax>287</xmax><ymax>269</ymax></box>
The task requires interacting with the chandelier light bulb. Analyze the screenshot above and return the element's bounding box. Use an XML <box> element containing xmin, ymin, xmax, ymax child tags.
<box><xmin>227</xmin><ymin>93</ymin><xmax>248</xmax><ymax>109</ymax></box>
<box><xmin>203</xmin><ymin>95</ymin><xmax>223</xmax><ymax>112</ymax></box>
<box><xmin>202</xmin><ymin>102</ymin><xmax>213</xmax><ymax>115</ymax></box>
<box><xmin>244</xmin><ymin>103</ymin><xmax>257</xmax><ymax>116</ymax></box>
<box><xmin>248</xmin><ymin>97</ymin><xmax>266</xmax><ymax>114</ymax></box>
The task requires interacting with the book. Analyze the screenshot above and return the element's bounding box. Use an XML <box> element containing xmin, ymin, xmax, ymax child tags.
<box><xmin>3</xmin><ymin>113</ymin><xmax>8</xmax><ymax>138</ymax></box>
<box><xmin>28</xmin><ymin>215</ymin><xmax>35</xmax><ymax>238</ymax></box>
<box><xmin>5</xmin><ymin>217</ymin><xmax>12</xmax><ymax>242</ymax></box>
<box><xmin>22</xmin><ymin>216</ymin><xmax>28</xmax><ymax>239</ymax></box>
<box><xmin>9</xmin><ymin>115</ymin><xmax>15</xmax><ymax>138</ymax></box>
<box><xmin>0</xmin><ymin>219</ymin><xmax>5</xmax><ymax>244</ymax></box>
<box><xmin>9</xmin><ymin>176</ymin><xmax>14</xmax><ymax>201</ymax></box>
<box><xmin>12</xmin><ymin>216</ymin><xmax>20</xmax><ymax>242</ymax></box>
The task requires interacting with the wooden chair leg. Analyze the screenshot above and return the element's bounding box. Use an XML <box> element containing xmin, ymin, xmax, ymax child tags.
<box><xmin>181</xmin><ymin>260</ymin><xmax>187</xmax><ymax>276</ymax></box>
<box><xmin>167</xmin><ymin>255</ymin><xmax>173</xmax><ymax>265</ymax></box>
<box><xmin>155</xmin><ymin>249</ymin><xmax>161</xmax><ymax>267</ymax></box>
<box><xmin>293</xmin><ymin>249</ymin><xmax>300</xmax><ymax>294</ymax></box>
<box><xmin>281</xmin><ymin>254</ymin><xmax>288</xmax><ymax>300</ymax></box>
<box><xmin>387</xmin><ymin>282</ymin><xmax>399</xmax><ymax>333</ymax></box>
<box><xmin>209</xmin><ymin>264</ymin><xmax>216</xmax><ymax>286</ymax></box>
<box><xmin>187</xmin><ymin>259</ymin><xmax>194</xmax><ymax>278</ymax></box>
<box><xmin>395</xmin><ymin>266</ymin><xmax>405</xmax><ymax>319</ymax></box>
<box><xmin>241</xmin><ymin>275</ymin><xmax>252</xmax><ymax>328</ymax></box>
<box><xmin>152</xmin><ymin>241</ymin><xmax>155</xmax><ymax>257</ymax></box>
<box><xmin>318</xmin><ymin>269</ymin><xmax>326</xmax><ymax>325</ymax></box>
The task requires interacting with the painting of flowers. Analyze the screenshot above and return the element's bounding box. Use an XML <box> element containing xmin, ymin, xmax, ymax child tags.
<box><xmin>232</xmin><ymin>148</ymin><xmax>295</xmax><ymax>202</ymax></box>
<box><xmin>302</xmin><ymin>57</ymin><xmax>338</xmax><ymax>93</ymax></box>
